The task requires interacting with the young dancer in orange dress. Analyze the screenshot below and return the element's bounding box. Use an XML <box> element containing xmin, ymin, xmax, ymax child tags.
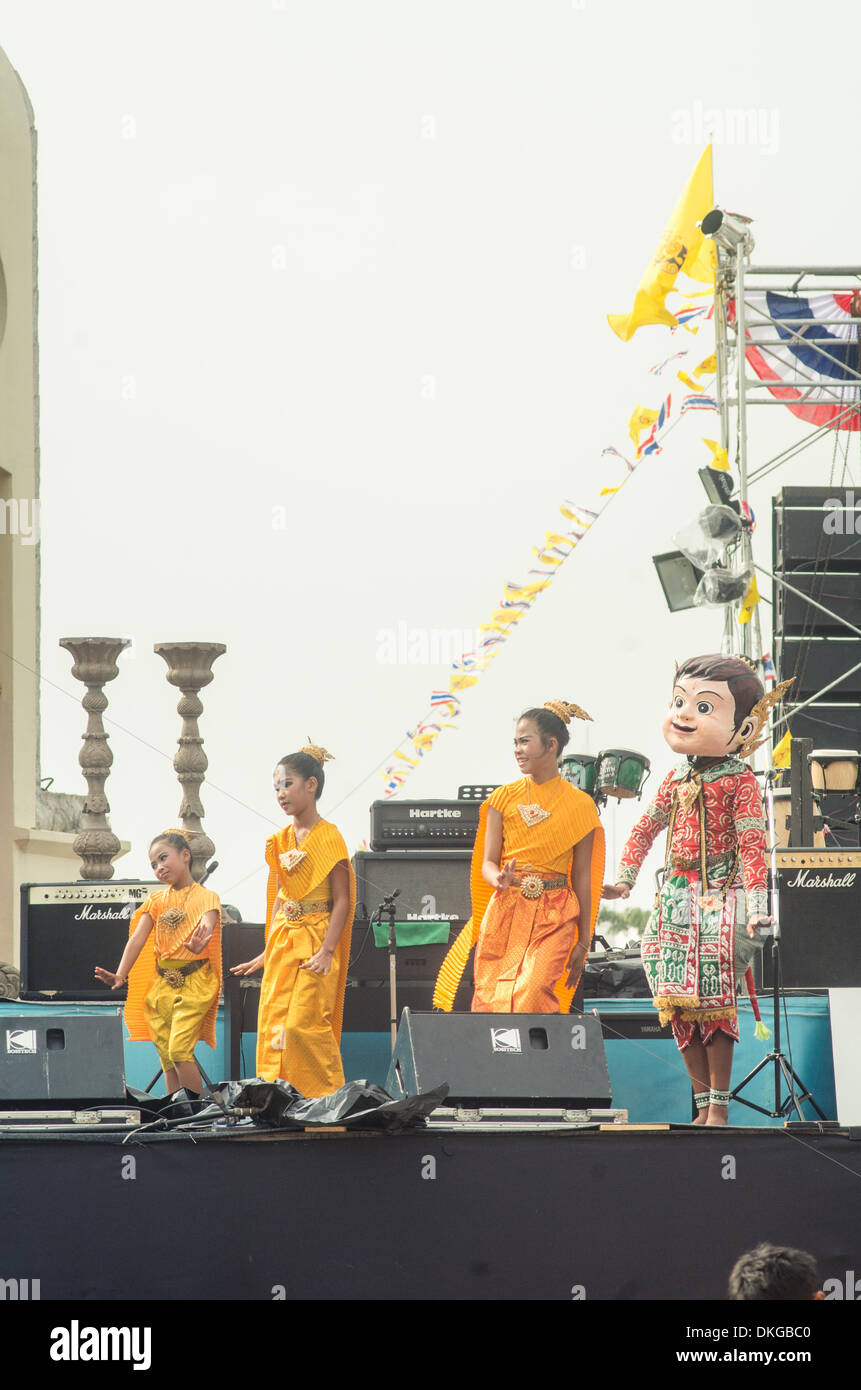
<box><xmin>95</xmin><ymin>828</ymin><xmax>221</xmax><ymax>1098</ymax></box>
<box><xmin>231</xmin><ymin>743</ymin><xmax>356</xmax><ymax>1097</ymax></box>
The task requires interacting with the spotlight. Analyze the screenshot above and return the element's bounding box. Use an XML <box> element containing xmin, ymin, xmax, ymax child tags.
<box><xmin>652</xmin><ymin>551</ymin><xmax>705</xmax><ymax>613</ymax></box>
<box><xmin>694</xmin><ymin>564</ymin><xmax>755</xmax><ymax>608</ymax></box>
<box><xmin>700</xmin><ymin>207</ymin><xmax>755</xmax><ymax>256</ymax></box>
<box><xmin>673</xmin><ymin>505</ymin><xmax>742</xmax><ymax>570</ymax></box>
<box><xmin>698</xmin><ymin>466</ymin><xmax>737</xmax><ymax>508</ymax></box>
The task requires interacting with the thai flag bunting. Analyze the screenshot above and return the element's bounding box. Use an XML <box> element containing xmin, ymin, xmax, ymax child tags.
<box><xmin>649</xmin><ymin>350</ymin><xmax>688</xmax><ymax>375</ymax></box>
<box><xmin>601</xmin><ymin>446</ymin><xmax>634</xmax><ymax>473</ymax></box>
<box><xmin>735</xmin><ymin>290</ymin><xmax>861</xmax><ymax>431</ymax></box>
<box><xmin>680</xmin><ymin>393</ymin><xmax>719</xmax><ymax>414</ymax></box>
<box><xmin>762</xmin><ymin>653</ymin><xmax>776</xmax><ymax>682</ymax></box>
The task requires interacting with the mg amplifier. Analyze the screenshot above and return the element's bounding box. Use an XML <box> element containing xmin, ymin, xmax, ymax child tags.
<box><xmin>760</xmin><ymin>850</ymin><xmax>861</xmax><ymax>989</ymax></box>
<box><xmin>369</xmin><ymin>799</ymin><xmax>482</xmax><ymax>850</ymax></box>
<box><xmin>20</xmin><ymin>881</ymin><xmax>158</xmax><ymax>1001</ymax></box>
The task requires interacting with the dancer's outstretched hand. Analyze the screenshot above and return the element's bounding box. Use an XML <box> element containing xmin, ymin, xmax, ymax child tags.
<box><xmin>230</xmin><ymin>953</ymin><xmax>265</xmax><ymax>975</ymax></box>
<box><xmin>94</xmin><ymin>966</ymin><xmax>124</xmax><ymax>989</ymax></box>
<box><xmin>602</xmin><ymin>882</ymin><xmax>631</xmax><ymax>900</ymax></box>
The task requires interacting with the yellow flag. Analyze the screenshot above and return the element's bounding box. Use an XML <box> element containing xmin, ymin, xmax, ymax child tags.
<box><xmin>608</xmin><ymin>146</ymin><xmax>715</xmax><ymax>342</ymax></box>
<box><xmin>532</xmin><ymin>550</ymin><xmax>564</xmax><ymax>565</ymax></box>
<box><xmin>628</xmin><ymin>404</ymin><xmax>659</xmax><ymax>445</ymax></box>
<box><xmin>450</xmin><ymin>672</ymin><xmax>479</xmax><ymax>693</ymax></box>
<box><xmin>544</xmin><ymin>532</ymin><xmax>570</xmax><ymax>548</ymax></box>
<box><xmin>521</xmin><ymin>580</ymin><xmax>551</xmax><ymax>596</ymax></box>
<box><xmin>738</xmin><ymin>575</ymin><xmax>760</xmax><ymax>625</ymax></box>
<box><xmin>677</xmin><ymin>370</ymin><xmax>703</xmax><ymax>392</ymax></box>
<box><xmin>600</xmin><ymin>486</ymin><xmax>621</xmax><ymax>495</ymax></box>
<box><xmin>695</xmin><ymin>352</ymin><xmax>716</xmax><ymax>376</ymax></box>
<box><xmin>772</xmin><ymin>731</ymin><xmax>792</xmax><ymax>768</ymax></box>
<box><xmin>702</xmin><ymin>437</ymin><xmax>729</xmax><ymax>471</ymax></box>
<box><xmin>491</xmin><ymin>608</ymin><xmax>524</xmax><ymax>624</ymax></box>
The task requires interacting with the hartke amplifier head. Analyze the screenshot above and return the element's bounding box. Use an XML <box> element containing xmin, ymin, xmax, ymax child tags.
<box><xmin>760</xmin><ymin>851</ymin><xmax>861</xmax><ymax>989</ymax></box>
<box><xmin>20</xmin><ymin>881</ymin><xmax>158</xmax><ymax>1001</ymax></box>
<box><xmin>385</xmin><ymin>1008</ymin><xmax>612</xmax><ymax>1108</ymax></box>
<box><xmin>369</xmin><ymin>800</ymin><xmax>481</xmax><ymax>851</ymax></box>
<box><xmin>352</xmin><ymin>851</ymin><xmax>471</xmax><ymax>929</ymax></box>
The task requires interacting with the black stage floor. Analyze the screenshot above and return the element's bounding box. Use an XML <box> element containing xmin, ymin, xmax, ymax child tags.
<box><xmin>3</xmin><ymin>1124</ymin><xmax>860</xmax><ymax>1302</ymax></box>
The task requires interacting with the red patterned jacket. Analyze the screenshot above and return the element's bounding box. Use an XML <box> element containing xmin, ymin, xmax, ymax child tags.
<box><xmin>616</xmin><ymin>756</ymin><xmax>769</xmax><ymax>917</ymax></box>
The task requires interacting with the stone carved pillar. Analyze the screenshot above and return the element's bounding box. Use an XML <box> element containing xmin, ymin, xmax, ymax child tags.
<box><xmin>59</xmin><ymin>636</ymin><xmax>130</xmax><ymax>880</ymax></box>
<box><xmin>154</xmin><ymin>641</ymin><xmax>226</xmax><ymax>882</ymax></box>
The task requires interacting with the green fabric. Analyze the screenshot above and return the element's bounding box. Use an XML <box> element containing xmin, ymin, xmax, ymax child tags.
<box><xmin>371</xmin><ymin>920</ymin><xmax>453</xmax><ymax>947</ymax></box>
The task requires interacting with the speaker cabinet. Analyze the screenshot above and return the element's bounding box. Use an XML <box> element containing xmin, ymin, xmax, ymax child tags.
<box><xmin>385</xmin><ymin>1008</ymin><xmax>612</xmax><ymax>1107</ymax></box>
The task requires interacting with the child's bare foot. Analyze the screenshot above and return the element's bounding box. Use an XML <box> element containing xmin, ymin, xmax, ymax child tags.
<box><xmin>706</xmin><ymin>1105</ymin><xmax>729</xmax><ymax>1126</ymax></box>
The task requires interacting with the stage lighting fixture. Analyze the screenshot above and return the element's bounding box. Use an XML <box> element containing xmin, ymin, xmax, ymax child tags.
<box><xmin>698</xmin><ymin>466</ymin><xmax>737</xmax><ymax>508</ymax></box>
<box><xmin>652</xmin><ymin>551</ymin><xmax>705</xmax><ymax>613</ymax></box>
<box><xmin>694</xmin><ymin>564</ymin><xmax>755</xmax><ymax>608</ymax></box>
<box><xmin>700</xmin><ymin>207</ymin><xmax>755</xmax><ymax>256</ymax></box>
<box><xmin>673</xmin><ymin>505</ymin><xmax>742</xmax><ymax>570</ymax></box>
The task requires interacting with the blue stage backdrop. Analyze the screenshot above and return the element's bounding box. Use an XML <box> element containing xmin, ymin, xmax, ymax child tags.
<box><xmin>0</xmin><ymin>995</ymin><xmax>836</xmax><ymax>1125</ymax></box>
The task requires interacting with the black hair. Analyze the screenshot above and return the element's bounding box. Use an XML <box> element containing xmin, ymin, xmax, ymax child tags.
<box><xmin>728</xmin><ymin>1243</ymin><xmax>820</xmax><ymax>1301</ymax></box>
<box><xmin>518</xmin><ymin>707</ymin><xmax>570</xmax><ymax>758</ymax></box>
<box><xmin>149</xmin><ymin>830</ymin><xmax>192</xmax><ymax>858</ymax></box>
<box><xmin>277</xmin><ymin>751</ymin><xmax>325</xmax><ymax>801</ymax></box>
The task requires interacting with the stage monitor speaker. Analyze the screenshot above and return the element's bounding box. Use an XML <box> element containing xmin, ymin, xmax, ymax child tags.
<box><xmin>0</xmin><ymin>1013</ymin><xmax>126</xmax><ymax>1105</ymax></box>
<box><xmin>385</xmin><ymin>1008</ymin><xmax>612</xmax><ymax>1107</ymax></box>
<box><xmin>20</xmin><ymin>881</ymin><xmax>158</xmax><ymax>1001</ymax></box>
<box><xmin>760</xmin><ymin>852</ymin><xmax>861</xmax><ymax>989</ymax></box>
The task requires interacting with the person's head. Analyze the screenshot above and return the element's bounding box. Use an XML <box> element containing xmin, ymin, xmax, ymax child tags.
<box><xmin>663</xmin><ymin>653</ymin><xmax>765</xmax><ymax>759</ymax></box>
<box><xmin>514</xmin><ymin>701</ymin><xmax>591</xmax><ymax>776</ymax></box>
<box><xmin>273</xmin><ymin>743</ymin><xmax>333</xmax><ymax>817</ymax></box>
<box><xmin>728</xmin><ymin>1243</ymin><xmax>824</xmax><ymax>1301</ymax></box>
<box><xmin>149</xmin><ymin>830</ymin><xmax>193</xmax><ymax>885</ymax></box>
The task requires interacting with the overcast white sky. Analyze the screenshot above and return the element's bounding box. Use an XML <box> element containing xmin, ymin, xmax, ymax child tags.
<box><xmin>4</xmin><ymin>0</ymin><xmax>860</xmax><ymax>919</ymax></box>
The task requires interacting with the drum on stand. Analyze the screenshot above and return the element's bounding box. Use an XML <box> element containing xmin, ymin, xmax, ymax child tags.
<box><xmin>559</xmin><ymin>753</ymin><xmax>598</xmax><ymax>797</ymax></box>
<box><xmin>595</xmin><ymin>748</ymin><xmax>651</xmax><ymax>802</ymax></box>
<box><xmin>770</xmin><ymin>787</ymin><xmax>826</xmax><ymax>849</ymax></box>
<box><xmin>808</xmin><ymin>749</ymin><xmax>860</xmax><ymax>794</ymax></box>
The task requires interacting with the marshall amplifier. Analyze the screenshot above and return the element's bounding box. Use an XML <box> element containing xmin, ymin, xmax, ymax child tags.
<box><xmin>20</xmin><ymin>881</ymin><xmax>158</xmax><ymax>1001</ymax></box>
<box><xmin>385</xmin><ymin>1008</ymin><xmax>612</xmax><ymax>1108</ymax></box>
<box><xmin>369</xmin><ymin>800</ymin><xmax>482</xmax><ymax>850</ymax></box>
<box><xmin>760</xmin><ymin>850</ymin><xmax>861</xmax><ymax>989</ymax></box>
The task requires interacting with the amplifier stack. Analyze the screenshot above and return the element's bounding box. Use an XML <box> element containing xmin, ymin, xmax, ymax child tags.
<box><xmin>347</xmin><ymin>790</ymin><xmax>496</xmax><ymax>1030</ymax></box>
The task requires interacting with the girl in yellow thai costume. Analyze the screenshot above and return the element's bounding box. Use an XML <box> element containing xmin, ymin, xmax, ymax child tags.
<box><xmin>435</xmin><ymin>702</ymin><xmax>605</xmax><ymax>1014</ymax></box>
<box><xmin>95</xmin><ymin>829</ymin><xmax>222</xmax><ymax>1098</ymax></box>
<box><xmin>231</xmin><ymin>743</ymin><xmax>356</xmax><ymax>1097</ymax></box>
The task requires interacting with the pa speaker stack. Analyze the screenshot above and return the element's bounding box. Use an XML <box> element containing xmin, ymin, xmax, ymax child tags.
<box><xmin>773</xmin><ymin>486</ymin><xmax>861</xmax><ymax>844</ymax></box>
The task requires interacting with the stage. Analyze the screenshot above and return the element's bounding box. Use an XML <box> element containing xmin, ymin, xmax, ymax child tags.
<box><xmin>2</xmin><ymin>1122</ymin><xmax>860</xmax><ymax>1301</ymax></box>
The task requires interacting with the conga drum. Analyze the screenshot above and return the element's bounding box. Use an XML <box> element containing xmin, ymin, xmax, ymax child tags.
<box><xmin>769</xmin><ymin>787</ymin><xmax>825</xmax><ymax>849</ymax></box>
<box><xmin>559</xmin><ymin>753</ymin><xmax>598</xmax><ymax>797</ymax></box>
<box><xmin>595</xmin><ymin>749</ymin><xmax>651</xmax><ymax>801</ymax></box>
<box><xmin>808</xmin><ymin>749</ymin><xmax>860</xmax><ymax>793</ymax></box>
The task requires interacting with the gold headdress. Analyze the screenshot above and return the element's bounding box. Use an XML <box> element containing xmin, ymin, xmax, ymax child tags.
<box><xmin>157</xmin><ymin>826</ymin><xmax>192</xmax><ymax>844</ymax></box>
<box><xmin>300</xmin><ymin>739</ymin><xmax>335</xmax><ymax>765</ymax></box>
<box><xmin>544</xmin><ymin>699</ymin><xmax>592</xmax><ymax>725</ymax></box>
<box><xmin>737</xmin><ymin>679</ymin><xmax>794</xmax><ymax>760</ymax></box>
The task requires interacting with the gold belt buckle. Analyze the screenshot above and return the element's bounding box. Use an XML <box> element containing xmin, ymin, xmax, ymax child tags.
<box><xmin>519</xmin><ymin>873</ymin><xmax>544</xmax><ymax>900</ymax></box>
<box><xmin>163</xmin><ymin>967</ymin><xmax>186</xmax><ymax>990</ymax></box>
<box><xmin>282</xmin><ymin>898</ymin><xmax>303</xmax><ymax>922</ymax></box>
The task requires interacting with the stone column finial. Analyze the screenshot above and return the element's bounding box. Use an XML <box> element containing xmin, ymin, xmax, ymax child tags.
<box><xmin>59</xmin><ymin>636</ymin><xmax>130</xmax><ymax>880</ymax></box>
<box><xmin>154</xmin><ymin>641</ymin><xmax>226</xmax><ymax>881</ymax></box>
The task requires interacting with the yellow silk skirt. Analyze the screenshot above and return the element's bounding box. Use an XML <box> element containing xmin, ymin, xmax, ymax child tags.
<box><xmin>255</xmin><ymin>908</ymin><xmax>346</xmax><ymax>1097</ymax></box>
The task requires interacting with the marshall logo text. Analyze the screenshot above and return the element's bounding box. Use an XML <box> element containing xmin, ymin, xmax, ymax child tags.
<box><xmin>785</xmin><ymin>869</ymin><xmax>857</xmax><ymax>889</ymax></box>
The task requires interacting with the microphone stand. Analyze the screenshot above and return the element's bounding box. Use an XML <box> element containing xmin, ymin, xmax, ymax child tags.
<box><xmin>730</xmin><ymin>764</ymin><xmax>825</xmax><ymax>1121</ymax></box>
<box><xmin>371</xmin><ymin>889</ymin><xmax>401</xmax><ymax>1052</ymax></box>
